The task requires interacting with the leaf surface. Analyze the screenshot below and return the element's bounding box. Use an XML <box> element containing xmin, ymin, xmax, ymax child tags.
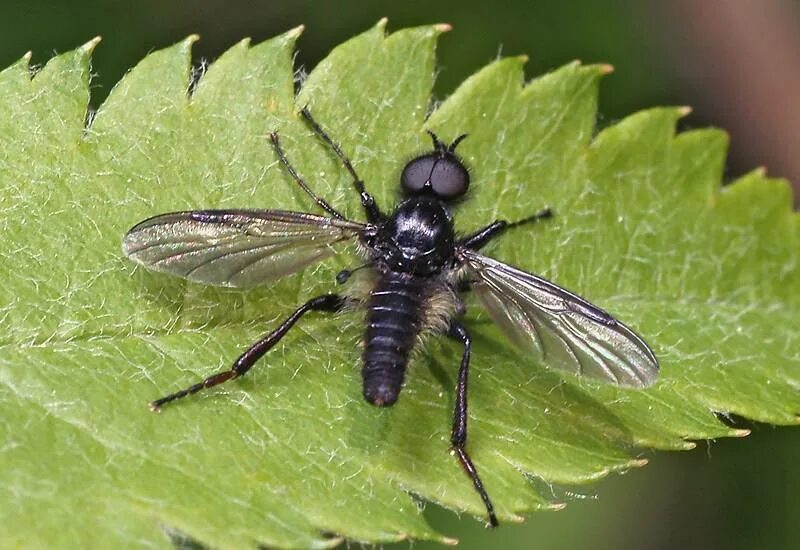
<box><xmin>1</xmin><ymin>22</ymin><xmax>798</xmax><ymax>548</ymax></box>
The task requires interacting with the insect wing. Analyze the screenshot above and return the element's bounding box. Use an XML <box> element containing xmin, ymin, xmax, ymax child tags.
<box><xmin>461</xmin><ymin>249</ymin><xmax>658</xmax><ymax>387</ymax></box>
<box><xmin>123</xmin><ymin>209</ymin><xmax>365</xmax><ymax>288</ymax></box>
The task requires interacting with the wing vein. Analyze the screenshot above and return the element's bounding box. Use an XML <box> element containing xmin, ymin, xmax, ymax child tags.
<box><xmin>461</xmin><ymin>249</ymin><xmax>658</xmax><ymax>387</ymax></box>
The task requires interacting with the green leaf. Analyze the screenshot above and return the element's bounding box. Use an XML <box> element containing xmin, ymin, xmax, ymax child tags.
<box><xmin>1</xmin><ymin>21</ymin><xmax>798</xmax><ymax>548</ymax></box>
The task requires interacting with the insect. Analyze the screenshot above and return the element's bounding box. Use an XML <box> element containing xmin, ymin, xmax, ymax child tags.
<box><xmin>122</xmin><ymin>109</ymin><xmax>659</xmax><ymax>527</ymax></box>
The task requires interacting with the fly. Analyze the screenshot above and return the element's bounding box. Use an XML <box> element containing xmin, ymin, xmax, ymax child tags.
<box><xmin>122</xmin><ymin>108</ymin><xmax>659</xmax><ymax>527</ymax></box>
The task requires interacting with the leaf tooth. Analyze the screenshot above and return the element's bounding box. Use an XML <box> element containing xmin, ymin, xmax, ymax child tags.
<box><xmin>184</xmin><ymin>33</ymin><xmax>201</xmax><ymax>46</ymax></box>
<box><xmin>0</xmin><ymin>50</ymin><xmax>33</xmax><ymax>90</ymax></box>
<box><xmin>429</xmin><ymin>56</ymin><xmax>526</xmax><ymax>127</ymax></box>
<box><xmin>671</xmin><ymin>127</ymin><xmax>729</xmax><ymax>201</ymax></box>
<box><xmin>524</xmin><ymin>61</ymin><xmax>609</xmax><ymax>99</ymax></box>
<box><xmin>298</xmin><ymin>19</ymin><xmax>442</xmax><ymax>109</ymax></box>
<box><xmin>453</xmin><ymin>56</ymin><xmax>526</xmax><ymax>99</ymax></box>
<box><xmin>80</xmin><ymin>36</ymin><xmax>102</xmax><ymax>55</ymax></box>
<box><xmin>190</xmin><ymin>27</ymin><xmax>299</xmax><ymax>103</ymax></box>
<box><xmin>287</xmin><ymin>24</ymin><xmax>305</xmax><ymax>39</ymax></box>
<box><xmin>257</xmin><ymin>24</ymin><xmax>307</xmax><ymax>52</ymax></box>
<box><xmin>720</xmin><ymin>167</ymin><xmax>795</xmax><ymax>213</ymax></box>
<box><xmin>92</xmin><ymin>36</ymin><xmax>198</xmax><ymax>133</ymax></box>
<box><xmin>17</xmin><ymin>39</ymin><xmax>97</xmax><ymax>139</ymax></box>
<box><xmin>590</xmin><ymin>106</ymin><xmax>686</xmax><ymax>154</ymax></box>
<box><xmin>570</xmin><ymin>60</ymin><xmax>616</xmax><ymax>78</ymax></box>
<box><xmin>712</xmin><ymin>169</ymin><xmax>797</xmax><ymax>272</ymax></box>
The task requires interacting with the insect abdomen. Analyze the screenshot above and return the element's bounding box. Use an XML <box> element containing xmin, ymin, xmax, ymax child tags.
<box><xmin>362</xmin><ymin>271</ymin><xmax>425</xmax><ymax>406</ymax></box>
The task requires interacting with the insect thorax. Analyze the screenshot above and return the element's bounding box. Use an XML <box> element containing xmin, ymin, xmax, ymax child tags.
<box><xmin>371</xmin><ymin>196</ymin><xmax>455</xmax><ymax>276</ymax></box>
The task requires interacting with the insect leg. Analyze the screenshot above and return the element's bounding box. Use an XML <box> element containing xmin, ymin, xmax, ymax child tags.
<box><xmin>447</xmin><ymin>320</ymin><xmax>498</xmax><ymax>527</ymax></box>
<box><xmin>301</xmin><ymin>107</ymin><xmax>383</xmax><ymax>223</ymax></box>
<box><xmin>270</xmin><ymin>132</ymin><xmax>347</xmax><ymax>220</ymax></box>
<box><xmin>458</xmin><ymin>207</ymin><xmax>552</xmax><ymax>251</ymax></box>
<box><xmin>149</xmin><ymin>294</ymin><xmax>346</xmax><ymax>411</ymax></box>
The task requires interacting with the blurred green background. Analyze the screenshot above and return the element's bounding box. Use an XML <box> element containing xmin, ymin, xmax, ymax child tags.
<box><xmin>3</xmin><ymin>1</ymin><xmax>798</xmax><ymax>548</ymax></box>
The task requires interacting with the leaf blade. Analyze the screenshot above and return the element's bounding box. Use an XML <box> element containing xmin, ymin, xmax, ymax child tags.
<box><xmin>1</xmin><ymin>23</ymin><xmax>798</xmax><ymax>548</ymax></box>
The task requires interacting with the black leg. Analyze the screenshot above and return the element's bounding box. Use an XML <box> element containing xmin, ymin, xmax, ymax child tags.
<box><xmin>270</xmin><ymin>132</ymin><xmax>347</xmax><ymax>221</ymax></box>
<box><xmin>301</xmin><ymin>108</ymin><xmax>383</xmax><ymax>223</ymax></box>
<box><xmin>447</xmin><ymin>320</ymin><xmax>498</xmax><ymax>528</ymax></box>
<box><xmin>459</xmin><ymin>207</ymin><xmax>553</xmax><ymax>251</ymax></box>
<box><xmin>149</xmin><ymin>294</ymin><xmax>346</xmax><ymax>411</ymax></box>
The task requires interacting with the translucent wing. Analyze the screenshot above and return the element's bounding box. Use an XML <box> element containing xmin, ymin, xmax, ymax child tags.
<box><xmin>122</xmin><ymin>210</ymin><xmax>365</xmax><ymax>288</ymax></box>
<box><xmin>461</xmin><ymin>249</ymin><xmax>658</xmax><ymax>387</ymax></box>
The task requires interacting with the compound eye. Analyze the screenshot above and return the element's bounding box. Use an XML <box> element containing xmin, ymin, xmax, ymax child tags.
<box><xmin>401</xmin><ymin>155</ymin><xmax>436</xmax><ymax>193</ymax></box>
<box><xmin>429</xmin><ymin>156</ymin><xmax>469</xmax><ymax>199</ymax></box>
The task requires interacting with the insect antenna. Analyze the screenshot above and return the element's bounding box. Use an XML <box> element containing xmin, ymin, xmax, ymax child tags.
<box><xmin>426</xmin><ymin>129</ymin><xmax>447</xmax><ymax>152</ymax></box>
<box><xmin>448</xmin><ymin>133</ymin><xmax>468</xmax><ymax>152</ymax></box>
<box><xmin>425</xmin><ymin>130</ymin><xmax>468</xmax><ymax>153</ymax></box>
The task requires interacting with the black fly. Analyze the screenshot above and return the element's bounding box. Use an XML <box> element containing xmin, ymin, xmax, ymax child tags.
<box><xmin>122</xmin><ymin>109</ymin><xmax>659</xmax><ymax>527</ymax></box>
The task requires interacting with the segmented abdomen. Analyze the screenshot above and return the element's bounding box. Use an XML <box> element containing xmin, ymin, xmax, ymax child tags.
<box><xmin>362</xmin><ymin>271</ymin><xmax>425</xmax><ymax>406</ymax></box>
